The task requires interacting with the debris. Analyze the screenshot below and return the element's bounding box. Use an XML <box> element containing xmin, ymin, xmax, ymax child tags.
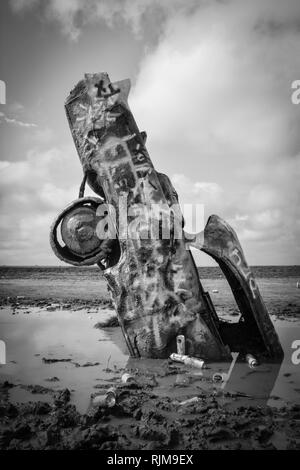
<box><xmin>246</xmin><ymin>354</ymin><xmax>258</xmax><ymax>369</ymax></box>
<box><xmin>91</xmin><ymin>387</ymin><xmax>116</xmax><ymax>409</ymax></box>
<box><xmin>46</xmin><ymin>303</ymin><xmax>61</xmax><ymax>311</ymax></box>
<box><xmin>0</xmin><ymin>383</ymin><xmax>298</xmax><ymax>449</ymax></box>
<box><xmin>170</xmin><ymin>353</ymin><xmax>205</xmax><ymax>369</ymax></box>
<box><xmin>121</xmin><ymin>373</ymin><xmax>137</xmax><ymax>384</ymax></box>
<box><xmin>177</xmin><ymin>397</ymin><xmax>201</xmax><ymax>406</ymax></box>
<box><xmin>212</xmin><ymin>373</ymin><xmax>225</xmax><ymax>383</ymax></box>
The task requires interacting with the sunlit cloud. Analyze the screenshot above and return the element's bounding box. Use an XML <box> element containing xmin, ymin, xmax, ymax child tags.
<box><xmin>3</xmin><ymin>0</ymin><xmax>300</xmax><ymax>265</ymax></box>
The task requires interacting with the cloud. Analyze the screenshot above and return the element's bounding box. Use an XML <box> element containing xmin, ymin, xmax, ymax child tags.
<box><xmin>4</xmin><ymin>0</ymin><xmax>300</xmax><ymax>265</ymax></box>
<box><xmin>171</xmin><ymin>174</ymin><xmax>223</xmax><ymax>201</ymax></box>
<box><xmin>129</xmin><ymin>0</ymin><xmax>300</xmax><ymax>264</ymax></box>
<box><xmin>9</xmin><ymin>0</ymin><xmax>197</xmax><ymax>41</ymax></box>
<box><xmin>0</xmin><ymin>146</ymin><xmax>83</xmax><ymax>265</ymax></box>
<box><xmin>10</xmin><ymin>0</ymin><xmax>38</xmax><ymax>12</ymax></box>
<box><xmin>0</xmin><ymin>111</ymin><xmax>37</xmax><ymax>128</ymax></box>
<box><xmin>0</xmin><ymin>100</ymin><xmax>55</xmax><ymax>160</ymax></box>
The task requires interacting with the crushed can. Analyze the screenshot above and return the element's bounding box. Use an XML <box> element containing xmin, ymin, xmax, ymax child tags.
<box><xmin>246</xmin><ymin>354</ymin><xmax>258</xmax><ymax>369</ymax></box>
<box><xmin>90</xmin><ymin>386</ymin><xmax>116</xmax><ymax>409</ymax></box>
<box><xmin>170</xmin><ymin>353</ymin><xmax>205</xmax><ymax>369</ymax></box>
<box><xmin>178</xmin><ymin>396</ymin><xmax>200</xmax><ymax>406</ymax></box>
<box><xmin>121</xmin><ymin>372</ymin><xmax>137</xmax><ymax>384</ymax></box>
<box><xmin>212</xmin><ymin>372</ymin><xmax>225</xmax><ymax>383</ymax></box>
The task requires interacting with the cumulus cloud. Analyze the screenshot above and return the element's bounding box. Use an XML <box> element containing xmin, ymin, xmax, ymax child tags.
<box><xmin>5</xmin><ymin>0</ymin><xmax>300</xmax><ymax>265</ymax></box>
<box><xmin>128</xmin><ymin>0</ymin><xmax>300</xmax><ymax>264</ymax></box>
<box><xmin>0</xmin><ymin>146</ymin><xmax>83</xmax><ymax>264</ymax></box>
<box><xmin>9</xmin><ymin>0</ymin><xmax>196</xmax><ymax>41</ymax></box>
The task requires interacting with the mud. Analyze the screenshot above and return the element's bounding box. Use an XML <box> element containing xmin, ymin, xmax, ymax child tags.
<box><xmin>1</xmin><ymin>372</ymin><xmax>299</xmax><ymax>450</ymax></box>
<box><xmin>1</xmin><ymin>274</ymin><xmax>299</xmax><ymax>450</ymax></box>
<box><xmin>95</xmin><ymin>316</ymin><xmax>122</xmax><ymax>328</ymax></box>
<box><xmin>0</xmin><ymin>296</ymin><xmax>113</xmax><ymax>313</ymax></box>
<box><xmin>1</xmin><ymin>295</ymin><xmax>298</xmax><ymax>323</ymax></box>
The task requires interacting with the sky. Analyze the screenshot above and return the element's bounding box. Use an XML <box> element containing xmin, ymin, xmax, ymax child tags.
<box><xmin>0</xmin><ymin>0</ymin><xmax>299</xmax><ymax>266</ymax></box>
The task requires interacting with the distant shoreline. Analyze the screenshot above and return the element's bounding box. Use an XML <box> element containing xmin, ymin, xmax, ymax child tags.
<box><xmin>1</xmin><ymin>264</ymin><xmax>299</xmax><ymax>268</ymax></box>
<box><xmin>0</xmin><ymin>266</ymin><xmax>299</xmax><ymax>319</ymax></box>
<box><xmin>0</xmin><ymin>265</ymin><xmax>299</xmax><ymax>280</ymax></box>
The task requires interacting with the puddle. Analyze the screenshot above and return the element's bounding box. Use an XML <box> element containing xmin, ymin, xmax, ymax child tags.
<box><xmin>0</xmin><ymin>307</ymin><xmax>128</xmax><ymax>413</ymax></box>
<box><xmin>0</xmin><ymin>307</ymin><xmax>299</xmax><ymax>413</ymax></box>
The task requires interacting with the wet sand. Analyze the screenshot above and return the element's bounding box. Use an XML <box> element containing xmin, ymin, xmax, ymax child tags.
<box><xmin>0</xmin><ymin>269</ymin><xmax>300</xmax><ymax>450</ymax></box>
<box><xmin>0</xmin><ymin>267</ymin><xmax>299</xmax><ymax>318</ymax></box>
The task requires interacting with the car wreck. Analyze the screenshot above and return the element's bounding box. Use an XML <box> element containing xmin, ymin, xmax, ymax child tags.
<box><xmin>50</xmin><ymin>73</ymin><xmax>283</xmax><ymax>362</ymax></box>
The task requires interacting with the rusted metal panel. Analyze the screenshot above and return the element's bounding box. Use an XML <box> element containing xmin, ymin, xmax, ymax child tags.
<box><xmin>50</xmin><ymin>72</ymin><xmax>283</xmax><ymax>362</ymax></box>
<box><xmin>200</xmin><ymin>215</ymin><xmax>283</xmax><ymax>359</ymax></box>
<box><xmin>64</xmin><ymin>72</ymin><xmax>229</xmax><ymax>360</ymax></box>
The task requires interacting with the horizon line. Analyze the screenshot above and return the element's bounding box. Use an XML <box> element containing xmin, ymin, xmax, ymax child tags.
<box><xmin>0</xmin><ymin>264</ymin><xmax>299</xmax><ymax>268</ymax></box>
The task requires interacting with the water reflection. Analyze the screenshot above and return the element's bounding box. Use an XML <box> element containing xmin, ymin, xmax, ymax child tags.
<box><xmin>0</xmin><ymin>307</ymin><xmax>299</xmax><ymax>413</ymax></box>
<box><xmin>109</xmin><ymin>320</ymin><xmax>300</xmax><ymax>409</ymax></box>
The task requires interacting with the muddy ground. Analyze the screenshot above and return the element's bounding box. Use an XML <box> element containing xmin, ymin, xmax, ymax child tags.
<box><xmin>1</xmin><ymin>368</ymin><xmax>300</xmax><ymax>450</ymax></box>
<box><xmin>0</xmin><ymin>269</ymin><xmax>299</xmax><ymax>450</ymax></box>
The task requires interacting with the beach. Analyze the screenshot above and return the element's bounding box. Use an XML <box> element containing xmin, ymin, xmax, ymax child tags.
<box><xmin>0</xmin><ymin>265</ymin><xmax>299</xmax><ymax>450</ymax></box>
